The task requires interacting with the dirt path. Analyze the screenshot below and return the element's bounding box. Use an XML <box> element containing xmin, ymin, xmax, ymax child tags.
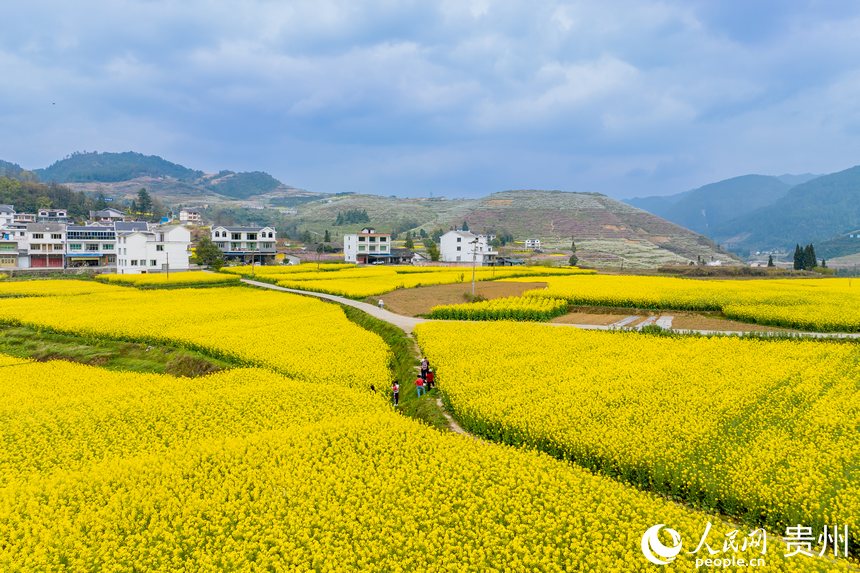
<box><xmin>435</xmin><ymin>397</ymin><xmax>469</xmax><ymax>435</ymax></box>
<box><xmin>242</xmin><ymin>278</ymin><xmax>427</xmax><ymax>333</ymax></box>
<box><xmin>372</xmin><ymin>280</ymin><xmax>547</xmax><ymax>316</ymax></box>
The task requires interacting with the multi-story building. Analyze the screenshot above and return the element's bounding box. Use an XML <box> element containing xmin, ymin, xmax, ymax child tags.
<box><xmin>14</xmin><ymin>213</ymin><xmax>36</xmax><ymax>224</ymax></box>
<box><xmin>0</xmin><ymin>205</ymin><xmax>14</xmax><ymax>227</ymax></box>
<box><xmin>211</xmin><ymin>226</ymin><xmax>277</xmax><ymax>264</ymax></box>
<box><xmin>26</xmin><ymin>223</ymin><xmax>66</xmax><ymax>268</ymax></box>
<box><xmin>88</xmin><ymin>208</ymin><xmax>128</xmax><ymax>223</ymax></box>
<box><xmin>65</xmin><ymin>224</ymin><xmax>116</xmax><ymax>268</ymax></box>
<box><xmin>179</xmin><ymin>209</ymin><xmax>203</xmax><ymax>224</ymax></box>
<box><xmin>439</xmin><ymin>230</ymin><xmax>498</xmax><ymax>265</ymax></box>
<box><xmin>37</xmin><ymin>209</ymin><xmax>69</xmax><ymax>223</ymax></box>
<box><xmin>116</xmin><ymin>224</ymin><xmax>191</xmax><ymax>274</ymax></box>
<box><xmin>343</xmin><ymin>227</ymin><xmax>391</xmax><ymax>264</ymax></box>
<box><xmin>524</xmin><ymin>238</ymin><xmax>541</xmax><ymax>250</ymax></box>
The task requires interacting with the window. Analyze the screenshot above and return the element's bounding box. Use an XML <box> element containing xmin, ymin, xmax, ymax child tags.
<box><xmin>31</xmin><ymin>244</ymin><xmax>41</xmax><ymax>251</ymax></box>
<box><xmin>104</xmin><ymin>243</ymin><xmax>114</xmax><ymax>250</ymax></box>
<box><xmin>248</xmin><ymin>242</ymin><xmax>257</xmax><ymax>251</ymax></box>
<box><xmin>358</xmin><ymin>245</ymin><xmax>366</xmax><ymax>251</ymax></box>
<box><xmin>231</xmin><ymin>233</ymin><xmax>241</xmax><ymax>240</ymax></box>
<box><xmin>247</xmin><ymin>233</ymin><xmax>257</xmax><ymax>241</ymax></box>
<box><xmin>51</xmin><ymin>234</ymin><xmax>62</xmax><ymax>240</ymax></box>
<box><xmin>358</xmin><ymin>236</ymin><xmax>366</xmax><ymax>242</ymax></box>
<box><xmin>156</xmin><ymin>245</ymin><xmax>164</xmax><ymax>252</ymax></box>
<box><xmin>369</xmin><ymin>245</ymin><xmax>376</xmax><ymax>252</ymax></box>
<box><xmin>69</xmin><ymin>243</ymin><xmax>82</xmax><ymax>251</ymax></box>
<box><xmin>131</xmin><ymin>260</ymin><xmax>138</xmax><ymax>266</ymax></box>
<box><xmin>456</xmin><ymin>237</ymin><xmax>461</xmax><ymax>243</ymax></box>
<box><xmin>456</xmin><ymin>246</ymin><xmax>461</xmax><ymax>251</ymax></box>
<box><xmin>456</xmin><ymin>256</ymin><xmax>461</xmax><ymax>261</ymax></box>
<box><xmin>380</xmin><ymin>236</ymin><xmax>387</xmax><ymax>242</ymax></box>
<box><xmin>369</xmin><ymin>236</ymin><xmax>376</xmax><ymax>242</ymax></box>
<box><xmin>150</xmin><ymin>260</ymin><xmax>157</xmax><ymax>267</ymax></box>
<box><xmin>86</xmin><ymin>243</ymin><xmax>99</xmax><ymax>251</ymax></box>
<box><xmin>32</xmin><ymin>233</ymin><xmax>43</xmax><ymax>239</ymax></box>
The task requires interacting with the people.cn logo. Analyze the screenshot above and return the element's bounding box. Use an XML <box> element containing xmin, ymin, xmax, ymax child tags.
<box><xmin>641</xmin><ymin>524</ymin><xmax>683</xmax><ymax>565</ymax></box>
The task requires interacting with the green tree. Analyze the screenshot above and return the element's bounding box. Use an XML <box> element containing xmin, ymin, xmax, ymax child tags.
<box><xmin>323</xmin><ymin>229</ymin><xmax>331</xmax><ymax>243</ymax></box>
<box><xmin>137</xmin><ymin>188</ymin><xmax>153</xmax><ymax>215</ymax></box>
<box><xmin>405</xmin><ymin>233</ymin><xmax>414</xmax><ymax>249</ymax></box>
<box><xmin>419</xmin><ymin>228</ymin><xmax>428</xmax><ymax>239</ymax></box>
<box><xmin>193</xmin><ymin>236</ymin><xmax>225</xmax><ymax>270</ymax></box>
<box><xmin>95</xmin><ymin>193</ymin><xmax>108</xmax><ymax>210</ymax></box>
<box><xmin>569</xmin><ymin>254</ymin><xmax>579</xmax><ymax>266</ymax></box>
<box><xmin>571</xmin><ymin>239</ymin><xmax>577</xmax><ymax>253</ymax></box>
<box><xmin>793</xmin><ymin>244</ymin><xmax>802</xmax><ymax>270</ymax></box>
<box><xmin>462</xmin><ymin>221</ymin><xmax>469</xmax><ymax>231</ymax></box>
<box><xmin>767</xmin><ymin>254</ymin><xmax>775</xmax><ymax>267</ymax></box>
<box><xmin>427</xmin><ymin>243</ymin><xmax>440</xmax><ymax>261</ymax></box>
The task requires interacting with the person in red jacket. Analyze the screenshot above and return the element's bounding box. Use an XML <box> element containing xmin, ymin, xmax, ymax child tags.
<box><xmin>392</xmin><ymin>381</ymin><xmax>400</xmax><ymax>406</ymax></box>
<box><xmin>415</xmin><ymin>375</ymin><xmax>426</xmax><ymax>398</ymax></box>
<box><xmin>425</xmin><ymin>369</ymin><xmax>435</xmax><ymax>390</ymax></box>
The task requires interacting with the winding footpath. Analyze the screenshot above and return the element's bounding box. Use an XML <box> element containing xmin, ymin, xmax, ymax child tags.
<box><xmin>241</xmin><ymin>278</ymin><xmax>860</xmax><ymax>340</ymax></box>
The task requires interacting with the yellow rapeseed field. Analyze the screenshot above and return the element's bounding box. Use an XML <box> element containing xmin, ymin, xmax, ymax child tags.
<box><xmin>236</xmin><ymin>264</ymin><xmax>595</xmax><ymax>298</ymax></box>
<box><xmin>0</xmin><ymin>278</ymin><xmax>125</xmax><ymax>297</ymax></box>
<box><xmin>96</xmin><ymin>270</ymin><xmax>240</xmax><ymax>287</ymax></box>
<box><xmin>416</xmin><ymin>321</ymin><xmax>860</xmax><ymax>547</ymax></box>
<box><xmin>0</xmin><ymin>286</ymin><xmax>390</xmax><ymax>388</ymax></box>
<box><xmin>0</xmin><ymin>357</ymin><xmax>849</xmax><ymax>571</ymax></box>
<box><xmin>428</xmin><ymin>295</ymin><xmax>569</xmax><ymax>321</ymax></box>
<box><xmin>511</xmin><ymin>274</ymin><xmax>860</xmax><ymax>331</ymax></box>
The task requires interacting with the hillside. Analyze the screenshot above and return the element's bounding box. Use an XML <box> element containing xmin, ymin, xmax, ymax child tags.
<box><xmin>36</xmin><ymin>151</ymin><xmax>202</xmax><ymax>183</ymax></box>
<box><xmin>626</xmin><ymin>175</ymin><xmax>792</xmax><ymax>235</ymax></box>
<box><xmin>713</xmin><ymin>165</ymin><xmax>860</xmax><ymax>252</ymax></box>
<box><xmin>292</xmin><ymin>189</ymin><xmax>731</xmax><ymax>268</ymax></box>
<box><xmin>451</xmin><ymin>190</ymin><xmax>730</xmax><ymax>267</ymax></box>
<box><xmin>0</xmin><ymin>160</ymin><xmax>35</xmax><ymax>181</ymax></box>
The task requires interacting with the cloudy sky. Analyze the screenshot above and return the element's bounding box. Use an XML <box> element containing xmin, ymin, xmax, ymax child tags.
<box><xmin>2</xmin><ymin>1</ymin><xmax>860</xmax><ymax>198</ymax></box>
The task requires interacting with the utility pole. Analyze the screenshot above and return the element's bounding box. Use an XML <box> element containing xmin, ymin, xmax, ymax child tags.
<box><xmin>166</xmin><ymin>252</ymin><xmax>170</xmax><ymax>280</ymax></box>
<box><xmin>470</xmin><ymin>237</ymin><xmax>479</xmax><ymax>296</ymax></box>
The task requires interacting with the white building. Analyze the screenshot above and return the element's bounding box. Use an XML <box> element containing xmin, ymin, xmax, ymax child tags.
<box><xmin>0</xmin><ymin>205</ymin><xmax>14</xmax><ymax>227</ymax></box>
<box><xmin>116</xmin><ymin>224</ymin><xmax>191</xmax><ymax>274</ymax></box>
<box><xmin>66</xmin><ymin>224</ymin><xmax>116</xmax><ymax>268</ymax></box>
<box><xmin>343</xmin><ymin>227</ymin><xmax>391</xmax><ymax>263</ymax></box>
<box><xmin>37</xmin><ymin>209</ymin><xmax>69</xmax><ymax>223</ymax></box>
<box><xmin>26</xmin><ymin>223</ymin><xmax>66</xmax><ymax>268</ymax></box>
<box><xmin>524</xmin><ymin>238</ymin><xmax>541</xmax><ymax>250</ymax></box>
<box><xmin>211</xmin><ymin>226</ymin><xmax>277</xmax><ymax>263</ymax></box>
<box><xmin>440</xmin><ymin>230</ymin><xmax>498</xmax><ymax>264</ymax></box>
<box><xmin>88</xmin><ymin>208</ymin><xmax>127</xmax><ymax>223</ymax></box>
<box><xmin>179</xmin><ymin>209</ymin><xmax>203</xmax><ymax>224</ymax></box>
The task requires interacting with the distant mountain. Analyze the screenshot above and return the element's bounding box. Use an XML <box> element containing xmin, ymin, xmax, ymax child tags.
<box><xmin>776</xmin><ymin>173</ymin><xmax>820</xmax><ymax>187</ymax></box>
<box><xmin>626</xmin><ymin>175</ymin><xmax>792</xmax><ymax>235</ymax></box>
<box><xmin>713</xmin><ymin>165</ymin><xmax>860</xmax><ymax>252</ymax></box>
<box><xmin>30</xmin><ymin>151</ymin><xmax>303</xmax><ymax>201</ymax></box>
<box><xmin>203</xmin><ymin>171</ymin><xmax>283</xmax><ymax>199</ymax></box>
<box><xmin>0</xmin><ymin>160</ymin><xmax>35</xmax><ymax>181</ymax></box>
<box><xmin>35</xmin><ymin>151</ymin><xmax>203</xmax><ymax>183</ymax></box>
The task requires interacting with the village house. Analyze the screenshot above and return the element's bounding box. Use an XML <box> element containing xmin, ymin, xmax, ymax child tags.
<box><xmin>439</xmin><ymin>230</ymin><xmax>498</xmax><ymax>265</ymax></box>
<box><xmin>343</xmin><ymin>227</ymin><xmax>391</xmax><ymax>264</ymax></box>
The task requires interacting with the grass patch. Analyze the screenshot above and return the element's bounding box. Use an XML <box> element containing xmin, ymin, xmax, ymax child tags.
<box><xmin>0</xmin><ymin>324</ymin><xmax>235</xmax><ymax>376</ymax></box>
<box><xmin>340</xmin><ymin>305</ymin><xmax>450</xmax><ymax>431</ymax></box>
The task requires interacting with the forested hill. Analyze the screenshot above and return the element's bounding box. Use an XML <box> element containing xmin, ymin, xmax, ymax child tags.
<box><xmin>0</xmin><ymin>177</ymin><xmax>101</xmax><ymax>218</ymax></box>
<box><xmin>35</xmin><ymin>151</ymin><xmax>203</xmax><ymax>183</ymax></box>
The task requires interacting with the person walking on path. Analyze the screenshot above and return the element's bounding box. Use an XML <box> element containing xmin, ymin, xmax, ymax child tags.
<box><xmin>420</xmin><ymin>357</ymin><xmax>429</xmax><ymax>380</ymax></box>
<box><xmin>415</xmin><ymin>375</ymin><xmax>426</xmax><ymax>398</ymax></box>
<box><xmin>378</xmin><ymin>299</ymin><xmax>385</xmax><ymax>309</ymax></box>
<box><xmin>425</xmin><ymin>369</ymin><xmax>435</xmax><ymax>391</ymax></box>
<box><xmin>392</xmin><ymin>381</ymin><xmax>400</xmax><ymax>406</ymax></box>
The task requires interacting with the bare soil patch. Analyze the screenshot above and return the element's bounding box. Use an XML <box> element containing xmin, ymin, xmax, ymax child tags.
<box><xmin>372</xmin><ymin>281</ymin><xmax>547</xmax><ymax>316</ymax></box>
<box><xmin>552</xmin><ymin>312</ymin><xmax>634</xmax><ymax>326</ymax></box>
